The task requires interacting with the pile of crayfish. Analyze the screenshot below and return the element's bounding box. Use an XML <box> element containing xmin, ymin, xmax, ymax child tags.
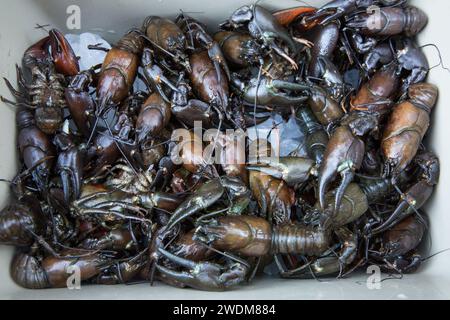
<box><xmin>0</xmin><ymin>0</ymin><xmax>440</xmax><ymax>291</ymax></box>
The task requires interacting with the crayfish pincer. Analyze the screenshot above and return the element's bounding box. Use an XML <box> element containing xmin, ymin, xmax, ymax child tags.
<box><xmin>316</xmin><ymin>170</ymin><xmax>408</xmax><ymax>228</ymax></box>
<box><xmin>231</xmin><ymin>76</ymin><xmax>310</xmax><ymax>108</ymax></box>
<box><xmin>54</xmin><ymin>131</ymin><xmax>85</xmax><ymax>204</ymax></box>
<box><xmin>65</xmin><ymin>69</ymin><xmax>96</xmax><ymax>138</ymax></box>
<box><xmin>306</xmin><ymin>83</ymin><xmax>344</xmax><ymax>127</ymax></box>
<box><xmin>370</xmin><ymin>151</ymin><xmax>439</xmax><ymax>235</ymax></box>
<box><xmin>165</xmin><ymin>178</ymin><xmax>232</xmax><ymax>231</ymax></box>
<box><xmin>22</xmin><ymin>28</ymin><xmax>79</xmax><ymax>76</ymax></box>
<box><xmin>156</xmin><ymin>248</ymin><xmax>249</xmax><ymax>291</ymax></box>
<box><xmin>318</xmin><ymin>126</ymin><xmax>365</xmax><ymax>214</ymax></box>
<box><xmin>247</xmin><ymin>156</ymin><xmax>317</xmax><ymax>187</ymax></box>
<box><xmin>318</xmin><ymin>149</ymin><xmax>437</xmax><ymax>234</ymax></box>
<box><xmin>296</xmin><ymin>107</ymin><xmax>329</xmax><ymax>165</ymax></box>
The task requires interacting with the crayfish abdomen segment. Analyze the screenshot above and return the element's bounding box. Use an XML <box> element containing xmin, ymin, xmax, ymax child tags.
<box><xmin>271</xmin><ymin>224</ymin><xmax>331</xmax><ymax>256</ymax></box>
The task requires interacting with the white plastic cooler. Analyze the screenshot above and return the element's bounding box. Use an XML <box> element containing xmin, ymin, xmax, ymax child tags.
<box><xmin>0</xmin><ymin>0</ymin><xmax>449</xmax><ymax>299</ymax></box>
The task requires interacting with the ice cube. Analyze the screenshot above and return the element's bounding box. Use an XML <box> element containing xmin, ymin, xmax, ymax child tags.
<box><xmin>66</xmin><ymin>33</ymin><xmax>112</xmax><ymax>71</ymax></box>
<box><xmin>247</xmin><ymin>113</ymin><xmax>284</xmax><ymax>157</ymax></box>
<box><xmin>280</xmin><ymin>114</ymin><xmax>308</xmax><ymax>157</ymax></box>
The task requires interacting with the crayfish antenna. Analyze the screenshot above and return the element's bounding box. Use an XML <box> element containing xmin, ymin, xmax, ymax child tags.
<box><xmin>86</xmin><ymin>114</ymin><xmax>100</xmax><ymax>146</ymax></box>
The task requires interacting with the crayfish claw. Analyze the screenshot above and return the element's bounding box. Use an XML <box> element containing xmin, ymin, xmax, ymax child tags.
<box><xmin>158</xmin><ymin>248</ymin><xmax>197</xmax><ymax>269</ymax></box>
<box><xmin>333</xmin><ymin>169</ymin><xmax>355</xmax><ymax>215</ymax></box>
<box><xmin>157</xmin><ymin>248</ymin><xmax>240</xmax><ymax>291</ymax></box>
<box><xmin>48</xmin><ymin>29</ymin><xmax>80</xmax><ymax>76</ymax></box>
<box><xmin>318</xmin><ymin>168</ymin><xmax>334</xmax><ymax>211</ymax></box>
<box><xmin>156</xmin><ymin>264</ymin><xmax>197</xmax><ymax>288</ymax></box>
<box><xmin>55</xmin><ymin>133</ymin><xmax>84</xmax><ymax>203</ymax></box>
<box><xmin>318</xmin><ymin>126</ymin><xmax>365</xmax><ymax>211</ymax></box>
<box><xmin>165</xmin><ymin>178</ymin><xmax>225</xmax><ymax>231</ymax></box>
<box><xmin>247</xmin><ymin>157</ymin><xmax>315</xmax><ymax>187</ymax></box>
<box><xmin>60</xmin><ymin>170</ymin><xmax>80</xmax><ymax>204</ymax></box>
<box><xmin>371</xmin><ymin>180</ymin><xmax>433</xmax><ymax>235</ymax></box>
